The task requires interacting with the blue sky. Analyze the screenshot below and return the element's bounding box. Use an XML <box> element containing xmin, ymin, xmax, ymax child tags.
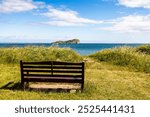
<box><xmin>0</xmin><ymin>0</ymin><xmax>150</xmax><ymax>43</ymax></box>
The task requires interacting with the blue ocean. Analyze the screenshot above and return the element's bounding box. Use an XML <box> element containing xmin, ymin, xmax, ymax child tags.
<box><xmin>0</xmin><ymin>43</ymin><xmax>146</xmax><ymax>55</ymax></box>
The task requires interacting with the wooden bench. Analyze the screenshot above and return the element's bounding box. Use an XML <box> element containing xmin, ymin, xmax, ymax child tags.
<box><xmin>20</xmin><ymin>60</ymin><xmax>84</xmax><ymax>91</ymax></box>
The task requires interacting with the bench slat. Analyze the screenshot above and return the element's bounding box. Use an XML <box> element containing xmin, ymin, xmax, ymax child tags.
<box><xmin>23</xmin><ymin>69</ymin><xmax>82</xmax><ymax>73</ymax></box>
<box><xmin>23</xmin><ymin>66</ymin><xmax>82</xmax><ymax>69</ymax></box>
<box><xmin>22</xmin><ymin>61</ymin><xmax>51</xmax><ymax>64</ymax></box>
<box><xmin>23</xmin><ymin>61</ymin><xmax>82</xmax><ymax>65</ymax></box>
<box><xmin>23</xmin><ymin>66</ymin><xmax>51</xmax><ymax>68</ymax></box>
<box><xmin>24</xmin><ymin>78</ymin><xmax>82</xmax><ymax>83</ymax></box>
<box><xmin>53</xmin><ymin>61</ymin><xmax>82</xmax><ymax>65</ymax></box>
<box><xmin>24</xmin><ymin>74</ymin><xmax>82</xmax><ymax>77</ymax></box>
<box><xmin>52</xmin><ymin>66</ymin><xmax>82</xmax><ymax>69</ymax></box>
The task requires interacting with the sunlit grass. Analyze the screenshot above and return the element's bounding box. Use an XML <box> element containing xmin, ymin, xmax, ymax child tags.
<box><xmin>0</xmin><ymin>46</ymin><xmax>82</xmax><ymax>63</ymax></box>
<box><xmin>136</xmin><ymin>44</ymin><xmax>150</xmax><ymax>55</ymax></box>
<box><xmin>0</xmin><ymin>62</ymin><xmax>149</xmax><ymax>100</ymax></box>
<box><xmin>0</xmin><ymin>45</ymin><xmax>150</xmax><ymax>100</ymax></box>
<box><xmin>89</xmin><ymin>46</ymin><xmax>150</xmax><ymax>73</ymax></box>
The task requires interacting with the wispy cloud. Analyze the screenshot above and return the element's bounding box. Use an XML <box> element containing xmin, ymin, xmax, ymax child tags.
<box><xmin>0</xmin><ymin>0</ymin><xmax>43</xmax><ymax>13</ymax></box>
<box><xmin>40</xmin><ymin>21</ymin><xmax>84</xmax><ymax>26</ymax></box>
<box><xmin>118</xmin><ymin>0</ymin><xmax>150</xmax><ymax>9</ymax></box>
<box><xmin>99</xmin><ymin>14</ymin><xmax>150</xmax><ymax>33</ymax></box>
<box><xmin>41</xmin><ymin>7</ymin><xmax>103</xmax><ymax>26</ymax></box>
<box><xmin>98</xmin><ymin>0</ymin><xmax>150</xmax><ymax>33</ymax></box>
<box><xmin>0</xmin><ymin>0</ymin><xmax>103</xmax><ymax>26</ymax></box>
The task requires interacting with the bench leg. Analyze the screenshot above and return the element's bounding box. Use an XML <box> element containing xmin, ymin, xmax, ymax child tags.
<box><xmin>25</xmin><ymin>82</ymin><xmax>29</xmax><ymax>89</ymax></box>
<box><xmin>21</xmin><ymin>81</ymin><xmax>25</xmax><ymax>90</ymax></box>
<box><xmin>21</xmin><ymin>80</ymin><xmax>29</xmax><ymax>90</ymax></box>
<box><xmin>81</xmin><ymin>82</ymin><xmax>84</xmax><ymax>92</ymax></box>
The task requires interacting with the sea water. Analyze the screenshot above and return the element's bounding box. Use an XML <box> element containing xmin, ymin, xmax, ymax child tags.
<box><xmin>0</xmin><ymin>43</ymin><xmax>144</xmax><ymax>55</ymax></box>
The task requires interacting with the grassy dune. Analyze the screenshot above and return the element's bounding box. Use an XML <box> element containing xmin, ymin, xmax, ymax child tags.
<box><xmin>0</xmin><ymin>45</ymin><xmax>150</xmax><ymax>100</ymax></box>
<box><xmin>0</xmin><ymin>46</ymin><xmax>82</xmax><ymax>63</ymax></box>
<box><xmin>136</xmin><ymin>44</ymin><xmax>150</xmax><ymax>55</ymax></box>
<box><xmin>89</xmin><ymin>46</ymin><xmax>150</xmax><ymax>73</ymax></box>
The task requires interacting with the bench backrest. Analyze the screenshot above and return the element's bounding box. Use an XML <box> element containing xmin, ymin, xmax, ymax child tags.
<box><xmin>20</xmin><ymin>61</ymin><xmax>84</xmax><ymax>78</ymax></box>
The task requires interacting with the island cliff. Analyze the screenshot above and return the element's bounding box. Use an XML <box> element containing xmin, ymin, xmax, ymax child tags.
<box><xmin>51</xmin><ymin>39</ymin><xmax>80</xmax><ymax>44</ymax></box>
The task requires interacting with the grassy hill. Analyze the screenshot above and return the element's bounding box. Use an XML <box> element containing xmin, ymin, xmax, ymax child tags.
<box><xmin>0</xmin><ymin>45</ymin><xmax>150</xmax><ymax>100</ymax></box>
<box><xmin>89</xmin><ymin>45</ymin><xmax>150</xmax><ymax>73</ymax></box>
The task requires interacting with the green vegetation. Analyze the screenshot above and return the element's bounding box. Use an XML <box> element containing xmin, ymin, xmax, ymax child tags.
<box><xmin>136</xmin><ymin>44</ymin><xmax>150</xmax><ymax>55</ymax></box>
<box><xmin>89</xmin><ymin>46</ymin><xmax>150</xmax><ymax>73</ymax></box>
<box><xmin>0</xmin><ymin>46</ymin><xmax>82</xmax><ymax>64</ymax></box>
<box><xmin>0</xmin><ymin>45</ymin><xmax>150</xmax><ymax>100</ymax></box>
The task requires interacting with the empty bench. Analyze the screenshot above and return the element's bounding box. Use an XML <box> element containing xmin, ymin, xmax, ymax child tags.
<box><xmin>20</xmin><ymin>60</ymin><xmax>84</xmax><ymax>91</ymax></box>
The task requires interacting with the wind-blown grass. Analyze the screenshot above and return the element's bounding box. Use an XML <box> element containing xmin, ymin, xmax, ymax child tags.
<box><xmin>0</xmin><ymin>46</ymin><xmax>82</xmax><ymax>63</ymax></box>
<box><xmin>136</xmin><ymin>44</ymin><xmax>150</xmax><ymax>55</ymax></box>
<box><xmin>89</xmin><ymin>46</ymin><xmax>150</xmax><ymax>73</ymax></box>
<box><xmin>0</xmin><ymin>45</ymin><xmax>150</xmax><ymax>99</ymax></box>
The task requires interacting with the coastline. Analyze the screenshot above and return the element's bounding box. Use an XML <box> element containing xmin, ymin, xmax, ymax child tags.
<box><xmin>0</xmin><ymin>43</ymin><xmax>147</xmax><ymax>55</ymax></box>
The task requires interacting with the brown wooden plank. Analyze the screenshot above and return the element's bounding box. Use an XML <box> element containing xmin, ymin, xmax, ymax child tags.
<box><xmin>52</xmin><ymin>66</ymin><xmax>82</xmax><ymax>69</ymax></box>
<box><xmin>24</xmin><ymin>76</ymin><xmax>82</xmax><ymax>79</ymax></box>
<box><xmin>52</xmin><ymin>61</ymin><xmax>82</xmax><ymax>65</ymax></box>
<box><xmin>22</xmin><ymin>61</ymin><xmax>51</xmax><ymax>64</ymax></box>
<box><xmin>23</xmin><ymin>74</ymin><xmax>82</xmax><ymax>77</ymax></box>
<box><xmin>23</xmin><ymin>66</ymin><xmax>52</xmax><ymax>68</ymax></box>
<box><xmin>23</xmin><ymin>66</ymin><xmax>82</xmax><ymax>69</ymax></box>
<box><xmin>22</xmin><ymin>61</ymin><xmax>82</xmax><ymax>65</ymax></box>
<box><xmin>53</xmin><ymin>70</ymin><xmax>82</xmax><ymax>73</ymax></box>
<box><xmin>24</xmin><ymin>78</ymin><xmax>82</xmax><ymax>83</ymax></box>
<box><xmin>23</xmin><ymin>69</ymin><xmax>82</xmax><ymax>73</ymax></box>
<box><xmin>23</xmin><ymin>69</ymin><xmax>51</xmax><ymax>72</ymax></box>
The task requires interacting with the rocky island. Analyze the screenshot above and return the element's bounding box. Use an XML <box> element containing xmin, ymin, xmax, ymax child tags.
<box><xmin>51</xmin><ymin>39</ymin><xmax>80</xmax><ymax>44</ymax></box>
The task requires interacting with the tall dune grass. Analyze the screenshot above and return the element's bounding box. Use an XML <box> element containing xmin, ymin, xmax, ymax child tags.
<box><xmin>136</xmin><ymin>44</ymin><xmax>150</xmax><ymax>55</ymax></box>
<box><xmin>89</xmin><ymin>46</ymin><xmax>150</xmax><ymax>73</ymax></box>
<box><xmin>0</xmin><ymin>46</ymin><xmax>82</xmax><ymax>64</ymax></box>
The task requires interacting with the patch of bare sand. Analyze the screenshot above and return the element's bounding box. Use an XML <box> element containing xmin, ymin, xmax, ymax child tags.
<box><xmin>28</xmin><ymin>83</ymin><xmax>80</xmax><ymax>93</ymax></box>
<box><xmin>83</xmin><ymin>57</ymin><xmax>95</xmax><ymax>63</ymax></box>
<box><xmin>29</xmin><ymin>83</ymin><xmax>80</xmax><ymax>89</ymax></box>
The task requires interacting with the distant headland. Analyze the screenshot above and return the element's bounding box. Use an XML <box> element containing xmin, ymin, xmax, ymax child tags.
<box><xmin>51</xmin><ymin>39</ymin><xmax>80</xmax><ymax>44</ymax></box>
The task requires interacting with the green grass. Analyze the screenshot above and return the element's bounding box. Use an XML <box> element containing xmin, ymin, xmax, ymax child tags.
<box><xmin>0</xmin><ymin>62</ymin><xmax>150</xmax><ymax>100</ymax></box>
<box><xmin>0</xmin><ymin>45</ymin><xmax>150</xmax><ymax>100</ymax></box>
<box><xmin>0</xmin><ymin>46</ymin><xmax>82</xmax><ymax>63</ymax></box>
<box><xmin>136</xmin><ymin>44</ymin><xmax>150</xmax><ymax>55</ymax></box>
<box><xmin>89</xmin><ymin>46</ymin><xmax>150</xmax><ymax>73</ymax></box>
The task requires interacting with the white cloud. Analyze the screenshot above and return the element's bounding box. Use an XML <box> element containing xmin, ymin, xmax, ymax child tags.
<box><xmin>0</xmin><ymin>0</ymin><xmax>38</xmax><ymax>13</ymax></box>
<box><xmin>42</xmin><ymin>7</ymin><xmax>103</xmax><ymax>26</ymax></box>
<box><xmin>0</xmin><ymin>0</ymin><xmax>102</xmax><ymax>26</ymax></box>
<box><xmin>118</xmin><ymin>0</ymin><xmax>150</xmax><ymax>8</ymax></box>
<box><xmin>41</xmin><ymin>21</ymin><xmax>84</xmax><ymax>26</ymax></box>
<box><xmin>100</xmin><ymin>15</ymin><xmax>150</xmax><ymax>32</ymax></box>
